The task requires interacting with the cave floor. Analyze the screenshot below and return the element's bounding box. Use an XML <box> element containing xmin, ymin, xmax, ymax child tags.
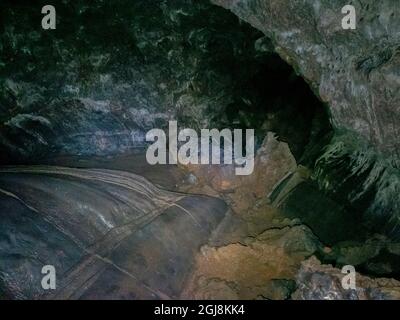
<box><xmin>1</xmin><ymin>151</ymin><xmax>400</xmax><ymax>299</ymax></box>
<box><xmin>39</xmin><ymin>153</ymin><xmax>308</xmax><ymax>299</ymax></box>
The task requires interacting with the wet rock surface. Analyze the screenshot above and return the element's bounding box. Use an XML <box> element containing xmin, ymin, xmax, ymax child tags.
<box><xmin>0</xmin><ymin>166</ymin><xmax>227</xmax><ymax>299</ymax></box>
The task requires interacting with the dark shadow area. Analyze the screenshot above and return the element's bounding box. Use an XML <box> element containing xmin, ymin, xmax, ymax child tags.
<box><xmin>0</xmin><ymin>0</ymin><xmax>332</xmax><ymax>166</ymax></box>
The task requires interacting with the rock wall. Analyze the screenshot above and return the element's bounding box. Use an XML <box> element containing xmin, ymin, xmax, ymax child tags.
<box><xmin>292</xmin><ymin>256</ymin><xmax>400</xmax><ymax>300</ymax></box>
<box><xmin>0</xmin><ymin>0</ymin><xmax>330</xmax><ymax>164</ymax></box>
<box><xmin>212</xmin><ymin>0</ymin><xmax>400</xmax><ymax>158</ymax></box>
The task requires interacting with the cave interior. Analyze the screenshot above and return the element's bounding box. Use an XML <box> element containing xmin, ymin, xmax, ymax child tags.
<box><xmin>0</xmin><ymin>0</ymin><xmax>399</xmax><ymax>300</ymax></box>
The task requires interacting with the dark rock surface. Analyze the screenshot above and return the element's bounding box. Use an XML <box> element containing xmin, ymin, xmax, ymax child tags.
<box><xmin>0</xmin><ymin>0</ymin><xmax>330</xmax><ymax>164</ymax></box>
<box><xmin>292</xmin><ymin>256</ymin><xmax>400</xmax><ymax>300</ymax></box>
<box><xmin>0</xmin><ymin>0</ymin><xmax>331</xmax><ymax>300</ymax></box>
<box><xmin>312</xmin><ymin>132</ymin><xmax>400</xmax><ymax>239</ymax></box>
<box><xmin>211</xmin><ymin>0</ymin><xmax>400</xmax><ymax>239</ymax></box>
<box><xmin>212</xmin><ymin>0</ymin><xmax>400</xmax><ymax>158</ymax></box>
<box><xmin>0</xmin><ymin>0</ymin><xmax>399</xmax><ymax>300</ymax></box>
<box><xmin>0</xmin><ymin>166</ymin><xmax>227</xmax><ymax>299</ymax></box>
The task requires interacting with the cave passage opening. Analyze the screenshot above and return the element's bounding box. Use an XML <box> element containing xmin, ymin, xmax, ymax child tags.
<box><xmin>0</xmin><ymin>0</ymin><xmax>342</xmax><ymax>247</ymax></box>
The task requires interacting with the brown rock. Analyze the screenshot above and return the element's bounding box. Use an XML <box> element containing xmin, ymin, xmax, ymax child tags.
<box><xmin>182</xmin><ymin>132</ymin><xmax>297</xmax><ymax>214</ymax></box>
<box><xmin>182</xmin><ymin>224</ymin><xmax>321</xmax><ymax>299</ymax></box>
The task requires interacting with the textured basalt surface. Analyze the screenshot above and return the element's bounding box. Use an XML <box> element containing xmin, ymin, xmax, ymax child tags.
<box><xmin>212</xmin><ymin>0</ymin><xmax>400</xmax><ymax>157</ymax></box>
<box><xmin>0</xmin><ymin>0</ymin><xmax>329</xmax><ymax>164</ymax></box>
<box><xmin>211</xmin><ymin>0</ymin><xmax>400</xmax><ymax>240</ymax></box>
